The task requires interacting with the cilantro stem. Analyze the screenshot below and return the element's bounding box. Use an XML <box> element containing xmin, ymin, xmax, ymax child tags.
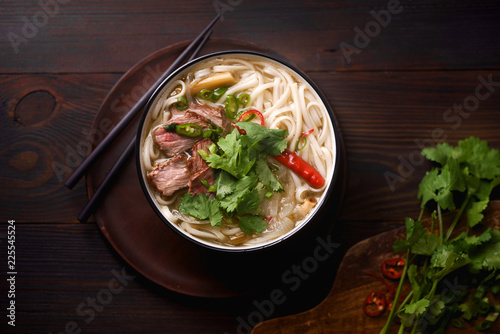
<box><xmin>437</xmin><ymin>205</ymin><xmax>443</xmax><ymax>246</ymax></box>
<box><xmin>395</xmin><ymin>290</ymin><xmax>414</xmax><ymax>334</ymax></box>
<box><xmin>380</xmin><ymin>251</ymin><xmax>411</xmax><ymax>334</ymax></box>
<box><xmin>444</xmin><ymin>193</ymin><xmax>472</xmax><ymax>241</ymax></box>
<box><xmin>430</xmin><ymin>210</ymin><xmax>436</xmax><ymax>235</ymax></box>
<box><xmin>418</xmin><ymin>207</ymin><xmax>424</xmax><ymax>221</ymax></box>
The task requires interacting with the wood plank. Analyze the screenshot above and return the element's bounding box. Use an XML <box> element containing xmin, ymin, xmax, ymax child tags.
<box><xmin>0</xmin><ymin>73</ymin><xmax>119</xmax><ymax>223</ymax></box>
<box><xmin>0</xmin><ymin>223</ymin><xmax>346</xmax><ymax>333</ymax></box>
<box><xmin>1</xmin><ymin>70</ymin><xmax>499</xmax><ymax>223</ymax></box>
<box><xmin>309</xmin><ymin>70</ymin><xmax>500</xmax><ymax>221</ymax></box>
<box><xmin>1</xmin><ymin>0</ymin><xmax>500</xmax><ymax>73</ymax></box>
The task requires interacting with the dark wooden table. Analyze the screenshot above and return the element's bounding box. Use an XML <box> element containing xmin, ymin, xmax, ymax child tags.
<box><xmin>1</xmin><ymin>1</ymin><xmax>500</xmax><ymax>333</ymax></box>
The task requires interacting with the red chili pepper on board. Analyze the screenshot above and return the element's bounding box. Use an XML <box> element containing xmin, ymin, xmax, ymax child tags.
<box><xmin>273</xmin><ymin>149</ymin><xmax>325</xmax><ymax>189</ymax></box>
<box><xmin>363</xmin><ymin>291</ymin><xmax>387</xmax><ymax>317</ymax></box>
<box><xmin>381</xmin><ymin>257</ymin><xmax>405</xmax><ymax>280</ymax></box>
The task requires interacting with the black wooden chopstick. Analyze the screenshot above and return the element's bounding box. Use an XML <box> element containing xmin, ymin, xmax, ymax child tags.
<box><xmin>65</xmin><ymin>14</ymin><xmax>220</xmax><ymax>189</ymax></box>
<box><xmin>78</xmin><ymin>28</ymin><xmax>214</xmax><ymax>223</ymax></box>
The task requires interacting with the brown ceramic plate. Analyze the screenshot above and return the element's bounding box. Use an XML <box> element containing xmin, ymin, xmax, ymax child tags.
<box><xmin>85</xmin><ymin>38</ymin><xmax>347</xmax><ymax>297</ymax></box>
<box><xmin>252</xmin><ymin>201</ymin><xmax>500</xmax><ymax>333</ymax></box>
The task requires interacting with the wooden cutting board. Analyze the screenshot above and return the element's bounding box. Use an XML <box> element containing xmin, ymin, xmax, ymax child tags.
<box><xmin>253</xmin><ymin>201</ymin><xmax>500</xmax><ymax>333</ymax></box>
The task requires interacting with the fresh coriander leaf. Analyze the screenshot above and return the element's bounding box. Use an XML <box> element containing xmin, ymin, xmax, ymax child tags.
<box><xmin>206</xmin><ymin>129</ymin><xmax>255</xmax><ymax>178</ymax></box>
<box><xmin>466</xmin><ymin>199</ymin><xmax>489</xmax><ymax>228</ymax></box>
<box><xmin>412</xmin><ymin>232</ymin><xmax>440</xmax><ymax>256</ymax></box>
<box><xmin>430</xmin><ymin>249</ymin><xmax>470</xmax><ymax>281</ymax></box>
<box><xmin>405</xmin><ymin>299</ymin><xmax>430</xmax><ymax>315</ymax></box>
<box><xmin>214</xmin><ymin>170</ymin><xmax>235</xmax><ymax>198</ymax></box>
<box><xmin>178</xmin><ymin>193</ymin><xmax>223</xmax><ymax>226</ymax></box>
<box><xmin>431</xmin><ymin>244</ymin><xmax>457</xmax><ymax>268</ymax></box>
<box><xmin>393</xmin><ymin>218</ymin><xmax>434</xmax><ymax>254</ymax></box>
<box><xmin>398</xmin><ymin>312</ymin><xmax>416</xmax><ymax>328</ymax></box>
<box><xmin>456</xmin><ymin>137</ymin><xmax>500</xmax><ymax>180</ymax></box>
<box><xmin>475</xmin><ymin>176</ymin><xmax>500</xmax><ymax>201</ymax></box>
<box><xmin>464</xmin><ymin>169</ymin><xmax>482</xmax><ymax>196</ymax></box>
<box><xmin>238</xmin><ymin>214</ymin><xmax>268</xmax><ymax>235</ymax></box>
<box><xmin>256</xmin><ymin>158</ymin><xmax>283</xmax><ymax>192</ymax></box>
<box><xmin>459</xmin><ymin>299</ymin><xmax>478</xmax><ymax>321</ymax></box>
<box><xmin>427</xmin><ymin>298</ymin><xmax>446</xmax><ymax>324</ymax></box>
<box><xmin>421</xmin><ymin>142</ymin><xmax>454</xmax><ymax>165</ymax></box>
<box><xmin>469</xmin><ymin>229</ymin><xmax>500</xmax><ymax>272</ymax></box>
<box><xmin>417</xmin><ymin>158</ymin><xmax>465</xmax><ymax>210</ymax></box>
<box><xmin>236</xmin><ymin>188</ymin><xmax>261</xmax><ymax>215</ymax></box>
<box><xmin>452</xmin><ymin>229</ymin><xmax>492</xmax><ymax>254</ymax></box>
<box><xmin>218</xmin><ymin>174</ymin><xmax>258</xmax><ymax>213</ymax></box>
<box><xmin>418</xmin><ymin>168</ymin><xmax>440</xmax><ymax>209</ymax></box>
<box><xmin>237</xmin><ymin>122</ymin><xmax>288</xmax><ymax>156</ymax></box>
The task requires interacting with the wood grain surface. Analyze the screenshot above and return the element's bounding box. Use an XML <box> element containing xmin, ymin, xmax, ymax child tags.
<box><xmin>1</xmin><ymin>0</ymin><xmax>500</xmax><ymax>333</ymax></box>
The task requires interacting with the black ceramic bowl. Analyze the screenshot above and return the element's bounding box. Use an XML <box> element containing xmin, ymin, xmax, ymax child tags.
<box><xmin>136</xmin><ymin>50</ymin><xmax>340</xmax><ymax>252</ymax></box>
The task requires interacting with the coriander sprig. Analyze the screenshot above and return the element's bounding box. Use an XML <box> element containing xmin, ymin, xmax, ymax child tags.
<box><xmin>380</xmin><ymin>137</ymin><xmax>500</xmax><ymax>334</ymax></box>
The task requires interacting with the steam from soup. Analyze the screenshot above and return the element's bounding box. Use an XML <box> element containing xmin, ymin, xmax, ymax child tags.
<box><xmin>141</xmin><ymin>55</ymin><xmax>336</xmax><ymax>248</ymax></box>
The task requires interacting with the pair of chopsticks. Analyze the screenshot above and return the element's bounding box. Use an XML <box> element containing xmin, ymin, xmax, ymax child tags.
<box><xmin>69</xmin><ymin>14</ymin><xmax>221</xmax><ymax>223</ymax></box>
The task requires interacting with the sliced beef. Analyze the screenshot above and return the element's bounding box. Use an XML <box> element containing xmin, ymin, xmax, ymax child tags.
<box><xmin>189</xmin><ymin>138</ymin><xmax>213</xmax><ymax>173</ymax></box>
<box><xmin>188</xmin><ymin>166</ymin><xmax>214</xmax><ymax>195</ymax></box>
<box><xmin>188</xmin><ymin>138</ymin><xmax>215</xmax><ymax>195</ymax></box>
<box><xmin>169</xmin><ymin>104</ymin><xmax>187</xmax><ymax>119</ymax></box>
<box><xmin>147</xmin><ymin>154</ymin><xmax>190</xmax><ymax>197</ymax></box>
<box><xmin>153</xmin><ymin>112</ymin><xmax>210</xmax><ymax>157</ymax></box>
<box><xmin>187</xmin><ymin>103</ymin><xmax>231</xmax><ymax>134</ymax></box>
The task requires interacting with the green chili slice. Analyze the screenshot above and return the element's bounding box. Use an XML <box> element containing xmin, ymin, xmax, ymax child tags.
<box><xmin>237</xmin><ymin>93</ymin><xmax>250</xmax><ymax>107</ymax></box>
<box><xmin>176</xmin><ymin>123</ymin><xmax>203</xmax><ymax>137</ymax></box>
<box><xmin>451</xmin><ymin>318</ymin><xmax>464</xmax><ymax>328</ymax></box>
<box><xmin>476</xmin><ymin>320</ymin><xmax>492</xmax><ymax>331</ymax></box>
<box><xmin>211</xmin><ymin>87</ymin><xmax>228</xmax><ymax>101</ymax></box>
<box><xmin>225</xmin><ymin>94</ymin><xmax>238</xmax><ymax>119</ymax></box>
<box><xmin>198</xmin><ymin>89</ymin><xmax>213</xmax><ymax>100</ymax></box>
<box><xmin>296</xmin><ymin>137</ymin><xmax>307</xmax><ymax>151</ymax></box>
<box><xmin>202</xmin><ymin>120</ymin><xmax>223</xmax><ymax>140</ymax></box>
<box><xmin>174</xmin><ymin>96</ymin><xmax>188</xmax><ymax>111</ymax></box>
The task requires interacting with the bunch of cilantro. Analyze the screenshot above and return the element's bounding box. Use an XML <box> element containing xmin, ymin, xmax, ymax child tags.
<box><xmin>381</xmin><ymin>137</ymin><xmax>500</xmax><ymax>334</ymax></box>
<box><xmin>178</xmin><ymin>122</ymin><xmax>287</xmax><ymax>235</ymax></box>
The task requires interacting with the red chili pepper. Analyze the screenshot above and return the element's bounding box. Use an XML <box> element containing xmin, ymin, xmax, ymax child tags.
<box><xmin>235</xmin><ymin>109</ymin><xmax>265</xmax><ymax>134</ymax></box>
<box><xmin>273</xmin><ymin>149</ymin><xmax>325</xmax><ymax>189</ymax></box>
<box><xmin>300</xmin><ymin>129</ymin><xmax>314</xmax><ymax>137</ymax></box>
<box><xmin>363</xmin><ymin>291</ymin><xmax>387</xmax><ymax>317</ymax></box>
<box><xmin>238</xmin><ymin>109</ymin><xmax>265</xmax><ymax>125</ymax></box>
<box><xmin>381</xmin><ymin>257</ymin><xmax>405</xmax><ymax>280</ymax></box>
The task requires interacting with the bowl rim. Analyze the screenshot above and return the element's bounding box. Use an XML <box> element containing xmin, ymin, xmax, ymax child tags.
<box><xmin>135</xmin><ymin>49</ymin><xmax>341</xmax><ymax>253</ymax></box>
